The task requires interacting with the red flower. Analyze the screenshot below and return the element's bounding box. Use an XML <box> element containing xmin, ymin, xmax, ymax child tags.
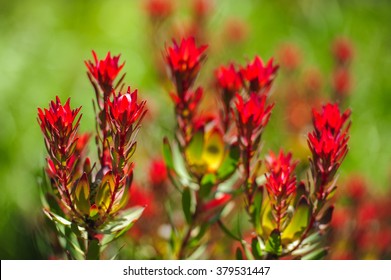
<box><xmin>38</xmin><ymin>96</ymin><xmax>81</xmax><ymax>156</ymax></box>
<box><xmin>332</xmin><ymin>37</ymin><xmax>353</xmax><ymax>65</ymax></box>
<box><xmin>107</xmin><ymin>87</ymin><xmax>147</xmax><ymax>133</ymax></box>
<box><xmin>38</xmin><ymin>97</ymin><xmax>82</xmax><ymax>212</ymax></box>
<box><xmin>240</xmin><ymin>56</ymin><xmax>279</xmax><ymax>93</ymax></box>
<box><xmin>308</xmin><ymin>103</ymin><xmax>351</xmax><ymax>191</ymax></box>
<box><xmin>332</xmin><ymin>68</ymin><xmax>351</xmax><ymax>96</ymax></box>
<box><xmin>278</xmin><ymin>43</ymin><xmax>301</xmax><ymax>72</ymax></box>
<box><xmin>265</xmin><ymin>150</ymin><xmax>297</xmax><ymax>198</ymax></box>
<box><xmin>149</xmin><ymin>158</ymin><xmax>168</xmax><ymax>186</ymax></box>
<box><xmin>264</xmin><ymin>150</ymin><xmax>298</xmax><ymax>230</ymax></box>
<box><xmin>215</xmin><ymin>63</ymin><xmax>242</xmax><ymax>98</ymax></box>
<box><xmin>234</xmin><ymin>93</ymin><xmax>274</xmax><ymax>146</ymax></box>
<box><xmin>85</xmin><ymin>50</ymin><xmax>124</xmax><ymax>93</ymax></box>
<box><xmin>312</xmin><ymin>103</ymin><xmax>351</xmax><ymax>138</ymax></box>
<box><xmin>165</xmin><ymin>37</ymin><xmax>207</xmax><ymax>93</ymax></box>
<box><xmin>145</xmin><ymin>0</ymin><xmax>173</xmax><ymax>20</ymax></box>
<box><xmin>193</xmin><ymin>0</ymin><xmax>213</xmax><ymax>19</ymax></box>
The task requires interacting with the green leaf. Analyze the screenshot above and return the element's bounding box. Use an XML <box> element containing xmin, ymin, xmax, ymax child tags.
<box><xmin>43</xmin><ymin>208</ymin><xmax>72</xmax><ymax>227</ymax></box>
<box><xmin>301</xmin><ymin>247</ymin><xmax>328</xmax><ymax>260</ymax></box>
<box><xmin>216</xmin><ymin>143</ymin><xmax>240</xmax><ymax>180</ymax></box>
<box><xmin>199</xmin><ymin>173</ymin><xmax>217</xmax><ymax>198</ymax></box>
<box><xmin>217</xmin><ymin>220</ymin><xmax>240</xmax><ymax>241</ymax></box>
<box><xmin>241</xmin><ymin>240</ymin><xmax>255</xmax><ymax>260</ymax></box>
<box><xmin>182</xmin><ymin>187</ymin><xmax>193</xmax><ymax>224</ymax></box>
<box><xmin>252</xmin><ymin>190</ymin><xmax>263</xmax><ymax>235</ymax></box>
<box><xmin>86</xmin><ymin>239</ymin><xmax>100</xmax><ymax>260</ymax></box>
<box><xmin>99</xmin><ymin>206</ymin><xmax>144</xmax><ymax>235</ymax></box>
<box><xmin>281</xmin><ymin>197</ymin><xmax>311</xmax><ymax>244</ymax></box>
<box><xmin>185</xmin><ymin>130</ymin><xmax>205</xmax><ymax>172</ymax></box>
<box><xmin>163</xmin><ymin>137</ymin><xmax>175</xmax><ymax>170</ymax></box>
<box><xmin>251</xmin><ymin>237</ymin><xmax>263</xmax><ymax>259</ymax></box>
<box><xmin>236</xmin><ymin>247</ymin><xmax>243</xmax><ymax>260</ymax></box>
<box><xmin>265</xmin><ymin>229</ymin><xmax>282</xmax><ymax>256</ymax></box>
<box><xmin>73</xmin><ymin>173</ymin><xmax>91</xmax><ymax>215</ymax></box>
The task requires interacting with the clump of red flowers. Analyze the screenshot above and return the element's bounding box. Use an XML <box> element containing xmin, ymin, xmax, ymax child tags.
<box><xmin>38</xmin><ymin>51</ymin><xmax>147</xmax><ymax>259</ymax></box>
<box><xmin>308</xmin><ymin>103</ymin><xmax>351</xmax><ymax>199</ymax></box>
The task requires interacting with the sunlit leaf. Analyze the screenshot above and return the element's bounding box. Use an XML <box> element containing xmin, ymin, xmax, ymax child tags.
<box><xmin>202</xmin><ymin>128</ymin><xmax>225</xmax><ymax>172</ymax></box>
<box><xmin>199</xmin><ymin>173</ymin><xmax>217</xmax><ymax>198</ymax></box>
<box><xmin>163</xmin><ymin>137</ymin><xmax>175</xmax><ymax>170</ymax></box>
<box><xmin>185</xmin><ymin>130</ymin><xmax>205</xmax><ymax>167</ymax></box>
<box><xmin>281</xmin><ymin>197</ymin><xmax>311</xmax><ymax>244</ymax></box>
<box><xmin>217</xmin><ymin>143</ymin><xmax>240</xmax><ymax>180</ymax></box>
<box><xmin>251</xmin><ymin>236</ymin><xmax>263</xmax><ymax>259</ymax></box>
<box><xmin>265</xmin><ymin>229</ymin><xmax>282</xmax><ymax>256</ymax></box>
<box><xmin>74</xmin><ymin>173</ymin><xmax>91</xmax><ymax>215</ymax></box>
<box><xmin>99</xmin><ymin>206</ymin><xmax>144</xmax><ymax>234</ymax></box>
<box><xmin>43</xmin><ymin>208</ymin><xmax>72</xmax><ymax>227</ymax></box>
<box><xmin>301</xmin><ymin>247</ymin><xmax>328</xmax><ymax>260</ymax></box>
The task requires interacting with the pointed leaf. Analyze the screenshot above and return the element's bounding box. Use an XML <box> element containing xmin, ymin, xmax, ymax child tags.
<box><xmin>281</xmin><ymin>197</ymin><xmax>310</xmax><ymax>244</ymax></box>
<box><xmin>86</xmin><ymin>239</ymin><xmax>100</xmax><ymax>260</ymax></box>
<box><xmin>182</xmin><ymin>187</ymin><xmax>193</xmax><ymax>224</ymax></box>
<box><xmin>74</xmin><ymin>173</ymin><xmax>91</xmax><ymax>215</ymax></box>
<box><xmin>301</xmin><ymin>247</ymin><xmax>328</xmax><ymax>260</ymax></box>
<box><xmin>251</xmin><ymin>236</ymin><xmax>263</xmax><ymax>259</ymax></box>
<box><xmin>163</xmin><ymin>137</ymin><xmax>175</xmax><ymax>170</ymax></box>
<box><xmin>202</xmin><ymin>128</ymin><xmax>225</xmax><ymax>172</ymax></box>
<box><xmin>265</xmin><ymin>229</ymin><xmax>282</xmax><ymax>256</ymax></box>
<box><xmin>216</xmin><ymin>143</ymin><xmax>240</xmax><ymax>180</ymax></box>
<box><xmin>43</xmin><ymin>208</ymin><xmax>72</xmax><ymax>227</ymax></box>
<box><xmin>199</xmin><ymin>173</ymin><xmax>217</xmax><ymax>198</ymax></box>
<box><xmin>99</xmin><ymin>206</ymin><xmax>144</xmax><ymax>234</ymax></box>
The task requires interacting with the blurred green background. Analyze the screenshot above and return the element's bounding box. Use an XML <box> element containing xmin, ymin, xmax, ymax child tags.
<box><xmin>0</xmin><ymin>0</ymin><xmax>390</xmax><ymax>259</ymax></box>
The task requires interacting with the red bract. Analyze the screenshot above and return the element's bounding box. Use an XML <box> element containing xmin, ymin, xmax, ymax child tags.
<box><xmin>312</xmin><ymin>103</ymin><xmax>351</xmax><ymax>137</ymax></box>
<box><xmin>332</xmin><ymin>37</ymin><xmax>353</xmax><ymax>65</ymax></box>
<box><xmin>240</xmin><ymin>56</ymin><xmax>279</xmax><ymax>93</ymax></box>
<box><xmin>215</xmin><ymin>63</ymin><xmax>242</xmax><ymax>98</ymax></box>
<box><xmin>332</xmin><ymin>68</ymin><xmax>351</xmax><ymax>97</ymax></box>
<box><xmin>145</xmin><ymin>0</ymin><xmax>173</xmax><ymax>20</ymax></box>
<box><xmin>38</xmin><ymin>96</ymin><xmax>81</xmax><ymax>154</ymax></box>
<box><xmin>85</xmin><ymin>50</ymin><xmax>124</xmax><ymax>93</ymax></box>
<box><xmin>308</xmin><ymin>103</ymin><xmax>351</xmax><ymax>192</ymax></box>
<box><xmin>38</xmin><ymin>97</ymin><xmax>82</xmax><ymax>214</ymax></box>
<box><xmin>107</xmin><ymin>87</ymin><xmax>147</xmax><ymax>133</ymax></box>
<box><xmin>265</xmin><ymin>151</ymin><xmax>297</xmax><ymax>198</ymax></box>
<box><xmin>149</xmin><ymin>158</ymin><xmax>168</xmax><ymax>186</ymax></box>
<box><xmin>165</xmin><ymin>37</ymin><xmax>207</xmax><ymax>93</ymax></box>
<box><xmin>234</xmin><ymin>93</ymin><xmax>274</xmax><ymax>145</ymax></box>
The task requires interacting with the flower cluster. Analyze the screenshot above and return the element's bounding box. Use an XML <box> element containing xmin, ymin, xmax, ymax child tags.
<box><xmin>38</xmin><ymin>97</ymin><xmax>83</xmax><ymax>216</ymax></box>
<box><xmin>308</xmin><ymin>103</ymin><xmax>351</xmax><ymax>199</ymax></box>
<box><xmin>264</xmin><ymin>150</ymin><xmax>298</xmax><ymax>230</ymax></box>
<box><xmin>38</xmin><ymin>52</ymin><xmax>147</xmax><ymax>259</ymax></box>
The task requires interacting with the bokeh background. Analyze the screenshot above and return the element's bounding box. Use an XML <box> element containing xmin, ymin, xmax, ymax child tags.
<box><xmin>0</xmin><ymin>0</ymin><xmax>390</xmax><ymax>259</ymax></box>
